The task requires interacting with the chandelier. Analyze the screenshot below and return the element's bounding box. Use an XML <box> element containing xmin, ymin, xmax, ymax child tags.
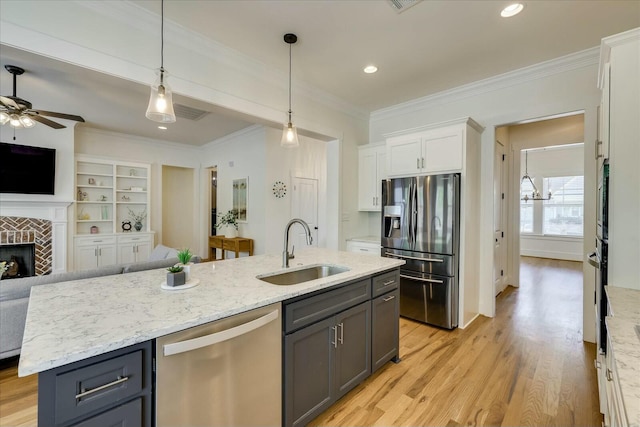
<box><xmin>521</xmin><ymin>150</ymin><xmax>551</xmax><ymax>202</ymax></box>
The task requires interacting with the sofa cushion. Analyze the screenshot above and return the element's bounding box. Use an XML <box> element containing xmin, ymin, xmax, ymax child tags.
<box><xmin>0</xmin><ymin>264</ymin><xmax>125</xmax><ymax>302</ymax></box>
<box><xmin>123</xmin><ymin>257</ymin><xmax>181</xmax><ymax>274</ymax></box>
<box><xmin>148</xmin><ymin>244</ymin><xmax>179</xmax><ymax>261</ymax></box>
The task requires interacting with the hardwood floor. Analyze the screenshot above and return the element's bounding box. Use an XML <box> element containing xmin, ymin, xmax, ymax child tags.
<box><xmin>310</xmin><ymin>257</ymin><xmax>602</xmax><ymax>426</ymax></box>
<box><xmin>0</xmin><ymin>257</ymin><xmax>601</xmax><ymax>426</ymax></box>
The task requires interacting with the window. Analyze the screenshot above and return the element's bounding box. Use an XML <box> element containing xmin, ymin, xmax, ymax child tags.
<box><xmin>543</xmin><ymin>176</ymin><xmax>584</xmax><ymax>236</ymax></box>
<box><xmin>520</xmin><ymin>174</ymin><xmax>584</xmax><ymax>237</ymax></box>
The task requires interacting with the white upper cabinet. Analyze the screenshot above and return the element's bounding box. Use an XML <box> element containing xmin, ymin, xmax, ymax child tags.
<box><xmin>385</xmin><ymin>123</ymin><xmax>466</xmax><ymax>177</ymax></box>
<box><xmin>358</xmin><ymin>144</ymin><xmax>386</xmax><ymax>211</ymax></box>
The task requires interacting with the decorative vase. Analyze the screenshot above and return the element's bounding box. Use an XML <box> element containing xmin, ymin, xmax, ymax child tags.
<box><xmin>134</xmin><ymin>221</ymin><xmax>143</xmax><ymax>231</ymax></box>
<box><xmin>180</xmin><ymin>263</ymin><xmax>193</xmax><ymax>282</ymax></box>
<box><xmin>227</xmin><ymin>227</ymin><xmax>238</xmax><ymax>238</ymax></box>
<box><xmin>166</xmin><ymin>271</ymin><xmax>186</xmax><ymax>287</ymax></box>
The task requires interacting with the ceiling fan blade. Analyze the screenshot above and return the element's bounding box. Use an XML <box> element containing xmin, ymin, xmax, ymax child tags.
<box><xmin>0</xmin><ymin>96</ymin><xmax>20</xmax><ymax>110</ymax></box>
<box><xmin>32</xmin><ymin>110</ymin><xmax>85</xmax><ymax>123</ymax></box>
<box><xmin>29</xmin><ymin>114</ymin><xmax>66</xmax><ymax>129</ymax></box>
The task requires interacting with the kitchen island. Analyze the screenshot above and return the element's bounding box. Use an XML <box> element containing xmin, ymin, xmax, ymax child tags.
<box><xmin>19</xmin><ymin>248</ymin><xmax>403</xmax><ymax>426</ymax></box>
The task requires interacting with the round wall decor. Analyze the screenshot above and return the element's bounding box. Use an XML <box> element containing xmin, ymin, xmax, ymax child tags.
<box><xmin>273</xmin><ymin>181</ymin><xmax>287</xmax><ymax>198</ymax></box>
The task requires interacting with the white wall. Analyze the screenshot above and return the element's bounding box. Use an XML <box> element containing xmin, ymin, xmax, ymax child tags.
<box><xmin>201</xmin><ymin>125</ymin><xmax>329</xmax><ymax>257</ymax></box>
<box><xmin>519</xmin><ymin>143</ymin><xmax>584</xmax><ymax>261</ymax></box>
<box><xmin>369</xmin><ymin>52</ymin><xmax>600</xmax><ymax>343</ymax></box>
<box><xmin>201</xmin><ymin>126</ymin><xmax>267</xmax><ymax>257</ymax></box>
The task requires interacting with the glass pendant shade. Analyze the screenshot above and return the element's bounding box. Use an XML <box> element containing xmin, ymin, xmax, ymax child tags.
<box><xmin>146</xmin><ymin>68</ymin><xmax>176</xmax><ymax>123</ymax></box>
<box><xmin>281</xmin><ymin>120</ymin><xmax>299</xmax><ymax>148</ymax></box>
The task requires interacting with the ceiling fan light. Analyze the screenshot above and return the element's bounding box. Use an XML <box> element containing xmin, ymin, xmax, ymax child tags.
<box><xmin>146</xmin><ymin>69</ymin><xmax>176</xmax><ymax>123</ymax></box>
<box><xmin>0</xmin><ymin>111</ymin><xmax>9</xmax><ymax>125</ymax></box>
<box><xmin>281</xmin><ymin>121</ymin><xmax>299</xmax><ymax>148</ymax></box>
<box><xmin>9</xmin><ymin>113</ymin><xmax>22</xmax><ymax>128</ymax></box>
<box><xmin>19</xmin><ymin>115</ymin><xmax>36</xmax><ymax>128</ymax></box>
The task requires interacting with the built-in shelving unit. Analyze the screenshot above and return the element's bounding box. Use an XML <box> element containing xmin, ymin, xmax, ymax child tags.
<box><xmin>74</xmin><ymin>157</ymin><xmax>154</xmax><ymax>271</ymax></box>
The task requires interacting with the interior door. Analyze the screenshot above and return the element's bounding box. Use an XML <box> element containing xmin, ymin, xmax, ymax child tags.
<box><xmin>494</xmin><ymin>141</ymin><xmax>506</xmax><ymax>295</ymax></box>
<box><xmin>291</xmin><ymin>177</ymin><xmax>318</xmax><ymax>249</ymax></box>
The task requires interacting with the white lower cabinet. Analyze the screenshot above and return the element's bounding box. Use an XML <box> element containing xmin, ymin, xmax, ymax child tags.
<box><xmin>604</xmin><ymin>332</ymin><xmax>627</xmax><ymax>427</ymax></box>
<box><xmin>117</xmin><ymin>233</ymin><xmax>153</xmax><ymax>264</ymax></box>
<box><xmin>346</xmin><ymin>240</ymin><xmax>381</xmax><ymax>256</ymax></box>
<box><xmin>74</xmin><ymin>236</ymin><xmax>117</xmax><ymax>271</ymax></box>
<box><xmin>74</xmin><ymin>233</ymin><xmax>154</xmax><ymax>271</ymax></box>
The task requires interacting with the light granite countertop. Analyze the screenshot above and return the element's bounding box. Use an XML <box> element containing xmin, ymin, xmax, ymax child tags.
<box><xmin>19</xmin><ymin>248</ymin><xmax>403</xmax><ymax>377</ymax></box>
<box><xmin>605</xmin><ymin>286</ymin><xmax>640</xmax><ymax>426</ymax></box>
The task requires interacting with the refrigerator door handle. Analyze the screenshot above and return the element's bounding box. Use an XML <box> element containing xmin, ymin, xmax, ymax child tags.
<box><xmin>384</xmin><ymin>252</ymin><xmax>444</xmax><ymax>263</ymax></box>
<box><xmin>400</xmin><ymin>274</ymin><xmax>444</xmax><ymax>284</ymax></box>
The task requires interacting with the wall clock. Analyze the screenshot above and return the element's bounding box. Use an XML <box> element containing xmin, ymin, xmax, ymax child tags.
<box><xmin>272</xmin><ymin>181</ymin><xmax>287</xmax><ymax>198</ymax></box>
<box><xmin>121</xmin><ymin>221</ymin><xmax>132</xmax><ymax>232</ymax></box>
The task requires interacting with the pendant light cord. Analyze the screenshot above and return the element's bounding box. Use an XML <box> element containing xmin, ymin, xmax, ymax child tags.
<box><xmin>161</xmin><ymin>0</ymin><xmax>164</xmax><ymax>71</ymax></box>
<box><xmin>288</xmin><ymin>42</ymin><xmax>292</xmax><ymax>120</ymax></box>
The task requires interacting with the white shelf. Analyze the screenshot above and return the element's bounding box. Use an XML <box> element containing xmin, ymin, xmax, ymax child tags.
<box><xmin>116</xmin><ymin>202</ymin><xmax>146</xmax><ymax>205</ymax></box>
<box><xmin>116</xmin><ymin>189</ymin><xmax>147</xmax><ymax>193</ymax></box>
<box><xmin>77</xmin><ymin>172</ymin><xmax>113</xmax><ymax>177</ymax></box>
<box><xmin>77</xmin><ymin>201</ymin><xmax>112</xmax><ymax>204</ymax></box>
<box><xmin>115</xmin><ymin>175</ymin><xmax>147</xmax><ymax>179</ymax></box>
<box><xmin>77</xmin><ymin>220</ymin><xmax>112</xmax><ymax>223</ymax></box>
<box><xmin>77</xmin><ymin>185</ymin><xmax>113</xmax><ymax>189</ymax></box>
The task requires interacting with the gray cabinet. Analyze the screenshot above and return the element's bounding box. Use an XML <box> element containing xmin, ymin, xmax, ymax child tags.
<box><xmin>283</xmin><ymin>269</ymin><xmax>400</xmax><ymax>427</ymax></box>
<box><xmin>38</xmin><ymin>341</ymin><xmax>152</xmax><ymax>427</ymax></box>
<box><xmin>372</xmin><ymin>287</ymin><xmax>400</xmax><ymax>372</ymax></box>
<box><xmin>284</xmin><ymin>301</ymin><xmax>370</xmax><ymax>427</ymax></box>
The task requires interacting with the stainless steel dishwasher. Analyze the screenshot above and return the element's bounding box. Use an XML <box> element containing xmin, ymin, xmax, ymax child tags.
<box><xmin>156</xmin><ymin>302</ymin><xmax>282</xmax><ymax>426</ymax></box>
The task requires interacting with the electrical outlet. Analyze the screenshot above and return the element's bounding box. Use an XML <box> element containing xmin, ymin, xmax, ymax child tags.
<box><xmin>342</xmin><ymin>212</ymin><xmax>350</xmax><ymax>222</ymax></box>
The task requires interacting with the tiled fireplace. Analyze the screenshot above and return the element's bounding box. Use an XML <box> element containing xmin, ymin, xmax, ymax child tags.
<box><xmin>0</xmin><ymin>200</ymin><xmax>71</xmax><ymax>274</ymax></box>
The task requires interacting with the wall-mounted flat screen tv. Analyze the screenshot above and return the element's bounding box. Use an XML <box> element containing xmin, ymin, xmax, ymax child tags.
<box><xmin>0</xmin><ymin>142</ymin><xmax>56</xmax><ymax>195</ymax></box>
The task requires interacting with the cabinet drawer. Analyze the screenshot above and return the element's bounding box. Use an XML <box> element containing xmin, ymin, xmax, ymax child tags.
<box><xmin>285</xmin><ymin>279</ymin><xmax>371</xmax><ymax>333</ymax></box>
<box><xmin>346</xmin><ymin>241</ymin><xmax>381</xmax><ymax>255</ymax></box>
<box><xmin>71</xmin><ymin>398</ymin><xmax>142</xmax><ymax>427</ymax></box>
<box><xmin>75</xmin><ymin>235</ymin><xmax>117</xmax><ymax>246</ymax></box>
<box><xmin>53</xmin><ymin>350</ymin><xmax>144</xmax><ymax>425</ymax></box>
<box><xmin>116</xmin><ymin>234</ymin><xmax>152</xmax><ymax>244</ymax></box>
<box><xmin>372</xmin><ymin>270</ymin><xmax>399</xmax><ymax>297</ymax></box>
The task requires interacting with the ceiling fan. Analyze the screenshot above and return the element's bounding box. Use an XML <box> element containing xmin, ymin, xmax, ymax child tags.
<box><xmin>0</xmin><ymin>64</ymin><xmax>85</xmax><ymax>129</ymax></box>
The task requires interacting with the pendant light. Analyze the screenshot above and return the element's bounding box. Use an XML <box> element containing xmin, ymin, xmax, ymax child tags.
<box><xmin>521</xmin><ymin>150</ymin><xmax>551</xmax><ymax>202</ymax></box>
<box><xmin>145</xmin><ymin>0</ymin><xmax>176</xmax><ymax>123</ymax></box>
<box><xmin>281</xmin><ymin>33</ymin><xmax>299</xmax><ymax>148</ymax></box>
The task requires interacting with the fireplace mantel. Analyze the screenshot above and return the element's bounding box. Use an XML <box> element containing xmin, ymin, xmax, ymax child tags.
<box><xmin>0</xmin><ymin>199</ymin><xmax>73</xmax><ymax>273</ymax></box>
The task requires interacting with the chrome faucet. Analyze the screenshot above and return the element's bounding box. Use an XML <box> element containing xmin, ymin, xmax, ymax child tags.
<box><xmin>283</xmin><ymin>218</ymin><xmax>313</xmax><ymax>268</ymax></box>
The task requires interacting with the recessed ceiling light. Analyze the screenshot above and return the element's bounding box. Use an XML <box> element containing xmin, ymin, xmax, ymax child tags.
<box><xmin>364</xmin><ymin>65</ymin><xmax>378</xmax><ymax>74</ymax></box>
<box><xmin>158</xmin><ymin>126</ymin><xmax>167</xmax><ymax>130</ymax></box>
<box><xmin>501</xmin><ymin>3</ymin><xmax>523</xmax><ymax>17</ymax></box>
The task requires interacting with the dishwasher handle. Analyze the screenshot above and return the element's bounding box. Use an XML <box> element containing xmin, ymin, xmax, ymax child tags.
<box><xmin>163</xmin><ymin>309</ymin><xmax>279</xmax><ymax>356</ymax></box>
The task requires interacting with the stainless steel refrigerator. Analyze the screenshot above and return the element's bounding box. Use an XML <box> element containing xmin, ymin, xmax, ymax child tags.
<box><xmin>381</xmin><ymin>174</ymin><xmax>460</xmax><ymax>329</ymax></box>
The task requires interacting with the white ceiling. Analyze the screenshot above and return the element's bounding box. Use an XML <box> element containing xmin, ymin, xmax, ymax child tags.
<box><xmin>1</xmin><ymin>1</ymin><xmax>639</xmax><ymax>145</ymax></box>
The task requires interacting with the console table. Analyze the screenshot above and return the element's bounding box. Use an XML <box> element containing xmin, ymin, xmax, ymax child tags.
<box><xmin>209</xmin><ymin>236</ymin><xmax>254</xmax><ymax>260</ymax></box>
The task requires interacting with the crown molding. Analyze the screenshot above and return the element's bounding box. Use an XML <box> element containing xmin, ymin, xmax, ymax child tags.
<box><xmin>370</xmin><ymin>47</ymin><xmax>600</xmax><ymax>123</ymax></box>
<box><xmin>598</xmin><ymin>27</ymin><xmax>640</xmax><ymax>88</ymax></box>
<box><xmin>76</xmin><ymin>1</ymin><xmax>368</xmax><ymax>122</ymax></box>
<box><xmin>382</xmin><ymin>117</ymin><xmax>484</xmax><ymax>138</ymax></box>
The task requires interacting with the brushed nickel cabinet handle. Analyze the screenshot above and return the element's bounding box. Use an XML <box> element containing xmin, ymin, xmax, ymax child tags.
<box><xmin>331</xmin><ymin>326</ymin><xmax>338</xmax><ymax>348</ymax></box>
<box><xmin>417</xmin><ymin>158</ymin><xmax>420</xmax><ymax>169</ymax></box>
<box><xmin>606</xmin><ymin>368</ymin><xmax>613</xmax><ymax>381</ymax></box>
<box><xmin>383</xmin><ymin>295</ymin><xmax>396</xmax><ymax>302</ymax></box>
<box><xmin>76</xmin><ymin>375</ymin><xmax>129</xmax><ymax>399</ymax></box>
<box><xmin>338</xmin><ymin>323</ymin><xmax>344</xmax><ymax>345</ymax></box>
<box><xmin>382</xmin><ymin>280</ymin><xmax>396</xmax><ymax>286</ymax></box>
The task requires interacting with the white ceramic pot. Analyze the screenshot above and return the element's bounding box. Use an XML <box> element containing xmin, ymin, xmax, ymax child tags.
<box><xmin>179</xmin><ymin>262</ymin><xmax>193</xmax><ymax>282</ymax></box>
<box><xmin>227</xmin><ymin>227</ymin><xmax>238</xmax><ymax>238</ymax></box>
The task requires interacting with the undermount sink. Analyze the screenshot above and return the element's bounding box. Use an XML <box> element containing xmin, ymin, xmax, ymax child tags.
<box><xmin>257</xmin><ymin>264</ymin><xmax>350</xmax><ymax>286</ymax></box>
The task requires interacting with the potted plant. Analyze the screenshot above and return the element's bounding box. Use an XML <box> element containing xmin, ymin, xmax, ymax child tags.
<box><xmin>216</xmin><ymin>210</ymin><xmax>239</xmax><ymax>238</ymax></box>
<box><xmin>177</xmin><ymin>248</ymin><xmax>193</xmax><ymax>282</ymax></box>
<box><xmin>127</xmin><ymin>208</ymin><xmax>147</xmax><ymax>232</ymax></box>
<box><xmin>166</xmin><ymin>265</ymin><xmax>185</xmax><ymax>287</ymax></box>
